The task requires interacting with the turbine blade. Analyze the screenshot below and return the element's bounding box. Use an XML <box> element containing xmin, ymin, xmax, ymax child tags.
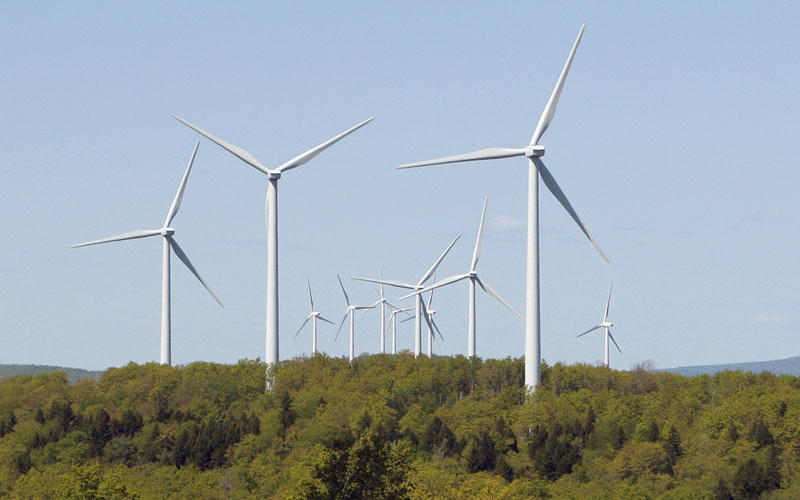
<box><xmin>337</xmin><ymin>274</ymin><xmax>351</xmax><ymax>306</ymax></box>
<box><xmin>70</xmin><ymin>229</ymin><xmax>161</xmax><ymax>248</ymax></box>
<box><xmin>380</xmin><ymin>267</ymin><xmax>385</xmax><ymax>299</ymax></box>
<box><xmin>476</xmin><ymin>277</ymin><xmax>524</xmax><ymax>321</ymax></box>
<box><xmin>276</xmin><ymin>117</ymin><xmax>374</xmax><ymax>173</ymax></box>
<box><xmin>308</xmin><ymin>278</ymin><xmax>315</xmax><ymax>312</ymax></box>
<box><xmin>169</xmin><ymin>238</ymin><xmax>223</xmax><ymax>307</ymax></box>
<box><xmin>352</xmin><ymin>277</ymin><xmax>415</xmax><ymax>289</ymax></box>
<box><xmin>164</xmin><ymin>141</ymin><xmax>200</xmax><ymax>227</ymax></box>
<box><xmin>471</xmin><ymin>196</ymin><xmax>488</xmax><ymax>271</ymax></box>
<box><xmin>609</xmin><ymin>330</ymin><xmax>622</xmax><ymax>353</ymax></box>
<box><xmin>318</xmin><ymin>315</ymin><xmax>335</xmax><ymax>325</ymax></box>
<box><xmin>419</xmin><ymin>299</ymin><xmax>436</xmax><ymax>335</ymax></box>
<box><xmin>530</xmin><ymin>24</ymin><xmax>585</xmax><ymax>146</ymax></box>
<box><xmin>400</xmin><ymin>316</ymin><xmax>414</xmax><ymax>324</ymax></box>
<box><xmin>603</xmin><ymin>283</ymin><xmax>613</xmax><ymax>322</ymax></box>
<box><xmin>418</xmin><ymin>234</ymin><xmax>461</xmax><ymax>285</ymax></box>
<box><xmin>293</xmin><ymin>316</ymin><xmax>312</xmax><ymax>339</ymax></box>
<box><xmin>171</xmin><ymin>115</ymin><xmax>271</xmax><ymax>175</ymax></box>
<box><xmin>398</xmin><ymin>273</ymin><xmax>470</xmax><ymax>300</ymax></box>
<box><xmin>534</xmin><ymin>157</ymin><xmax>609</xmax><ymax>263</ymax></box>
<box><xmin>578</xmin><ymin>324</ymin><xmax>603</xmax><ymax>337</ymax></box>
<box><xmin>432</xmin><ymin>317</ymin><xmax>445</xmax><ymax>342</ymax></box>
<box><xmin>427</xmin><ymin>274</ymin><xmax>436</xmax><ymax>308</ymax></box>
<box><xmin>334</xmin><ymin>311</ymin><xmax>349</xmax><ymax>341</ymax></box>
<box><xmin>397</xmin><ymin>147</ymin><xmax>527</xmax><ymax>170</ymax></box>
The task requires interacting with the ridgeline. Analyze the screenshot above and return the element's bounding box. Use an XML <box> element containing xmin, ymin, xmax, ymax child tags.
<box><xmin>1</xmin><ymin>354</ymin><xmax>800</xmax><ymax>498</ymax></box>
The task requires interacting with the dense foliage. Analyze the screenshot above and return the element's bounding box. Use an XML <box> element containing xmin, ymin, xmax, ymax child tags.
<box><xmin>2</xmin><ymin>354</ymin><xmax>800</xmax><ymax>499</ymax></box>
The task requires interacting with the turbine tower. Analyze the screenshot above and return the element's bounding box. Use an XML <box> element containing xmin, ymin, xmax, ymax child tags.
<box><xmin>71</xmin><ymin>142</ymin><xmax>223</xmax><ymax>365</ymax></box>
<box><xmin>578</xmin><ymin>284</ymin><xmax>619</xmax><ymax>367</ymax></box>
<box><xmin>386</xmin><ymin>307</ymin><xmax>413</xmax><ymax>354</ymax></box>
<box><xmin>335</xmin><ymin>274</ymin><xmax>374</xmax><ymax>362</ymax></box>
<box><xmin>293</xmin><ymin>279</ymin><xmax>334</xmax><ymax>354</ymax></box>
<box><xmin>352</xmin><ymin>235</ymin><xmax>460</xmax><ymax>357</ymax></box>
<box><xmin>400</xmin><ymin>197</ymin><xmax>523</xmax><ymax>357</ymax></box>
<box><xmin>396</xmin><ymin>25</ymin><xmax>607</xmax><ymax>391</ymax></box>
<box><xmin>172</xmin><ymin>115</ymin><xmax>373</xmax><ymax>378</ymax></box>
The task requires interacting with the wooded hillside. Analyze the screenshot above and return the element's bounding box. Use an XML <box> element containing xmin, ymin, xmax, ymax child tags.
<box><xmin>1</xmin><ymin>354</ymin><xmax>800</xmax><ymax>499</ymax></box>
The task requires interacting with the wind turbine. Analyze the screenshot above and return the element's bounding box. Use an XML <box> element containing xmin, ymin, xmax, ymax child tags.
<box><xmin>335</xmin><ymin>274</ymin><xmax>374</xmax><ymax>362</ymax></box>
<box><xmin>361</xmin><ymin>268</ymin><xmax>402</xmax><ymax>353</ymax></box>
<box><xmin>396</xmin><ymin>25</ymin><xmax>607</xmax><ymax>390</ymax></box>
<box><xmin>293</xmin><ymin>279</ymin><xmax>334</xmax><ymax>355</ymax></box>
<box><xmin>400</xmin><ymin>197</ymin><xmax>524</xmax><ymax>357</ymax></box>
<box><xmin>422</xmin><ymin>286</ymin><xmax>445</xmax><ymax>357</ymax></box>
<box><xmin>386</xmin><ymin>306</ymin><xmax>414</xmax><ymax>354</ymax></box>
<box><xmin>352</xmin><ymin>234</ymin><xmax>460</xmax><ymax>357</ymax></box>
<box><xmin>71</xmin><ymin>141</ymin><xmax>222</xmax><ymax>365</ymax></box>
<box><xmin>172</xmin><ymin>114</ymin><xmax>373</xmax><ymax>376</ymax></box>
<box><xmin>578</xmin><ymin>284</ymin><xmax>619</xmax><ymax>367</ymax></box>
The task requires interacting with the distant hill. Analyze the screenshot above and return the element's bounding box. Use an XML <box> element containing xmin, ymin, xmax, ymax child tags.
<box><xmin>0</xmin><ymin>364</ymin><xmax>103</xmax><ymax>384</ymax></box>
<box><xmin>663</xmin><ymin>355</ymin><xmax>800</xmax><ymax>377</ymax></box>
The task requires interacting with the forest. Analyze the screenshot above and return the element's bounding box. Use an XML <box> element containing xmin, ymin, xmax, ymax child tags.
<box><xmin>1</xmin><ymin>354</ymin><xmax>800</xmax><ymax>499</ymax></box>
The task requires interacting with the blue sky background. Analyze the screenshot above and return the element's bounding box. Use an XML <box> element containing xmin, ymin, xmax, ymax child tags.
<box><xmin>1</xmin><ymin>2</ymin><xmax>798</xmax><ymax>370</ymax></box>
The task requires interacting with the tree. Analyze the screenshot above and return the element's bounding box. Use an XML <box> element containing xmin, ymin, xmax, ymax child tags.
<box><xmin>495</xmin><ymin>453</ymin><xmax>514</xmax><ymax>482</ymax></box>
<box><xmin>463</xmin><ymin>431</ymin><xmax>497</xmax><ymax>473</ymax></box>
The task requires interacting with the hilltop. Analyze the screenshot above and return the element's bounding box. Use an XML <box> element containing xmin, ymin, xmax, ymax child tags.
<box><xmin>1</xmin><ymin>355</ymin><xmax>800</xmax><ymax>498</ymax></box>
<box><xmin>663</xmin><ymin>355</ymin><xmax>800</xmax><ymax>377</ymax></box>
<box><xmin>0</xmin><ymin>364</ymin><xmax>103</xmax><ymax>384</ymax></box>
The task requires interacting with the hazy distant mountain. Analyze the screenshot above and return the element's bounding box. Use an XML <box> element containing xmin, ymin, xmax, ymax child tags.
<box><xmin>0</xmin><ymin>364</ymin><xmax>103</xmax><ymax>384</ymax></box>
<box><xmin>663</xmin><ymin>356</ymin><xmax>800</xmax><ymax>377</ymax></box>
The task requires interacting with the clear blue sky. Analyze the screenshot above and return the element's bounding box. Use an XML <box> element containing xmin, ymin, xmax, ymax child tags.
<box><xmin>1</xmin><ymin>2</ymin><xmax>798</xmax><ymax>371</ymax></box>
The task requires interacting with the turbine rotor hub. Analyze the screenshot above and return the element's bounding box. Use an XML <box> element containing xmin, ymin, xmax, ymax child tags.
<box><xmin>524</xmin><ymin>145</ymin><xmax>546</xmax><ymax>158</ymax></box>
<box><xmin>468</xmin><ymin>271</ymin><xmax>478</xmax><ymax>278</ymax></box>
<box><xmin>268</xmin><ymin>170</ymin><xmax>282</xmax><ymax>180</ymax></box>
<box><xmin>161</xmin><ymin>228</ymin><xmax>175</xmax><ymax>236</ymax></box>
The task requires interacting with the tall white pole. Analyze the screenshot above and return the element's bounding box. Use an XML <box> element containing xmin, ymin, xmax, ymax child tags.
<box><xmin>392</xmin><ymin>315</ymin><xmax>397</xmax><ymax>354</ymax></box>
<box><xmin>380</xmin><ymin>302</ymin><xmax>386</xmax><ymax>353</ymax></box>
<box><xmin>349</xmin><ymin>311</ymin><xmax>355</xmax><ymax>362</ymax></box>
<box><xmin>266</xmin><ymin>179</ymin><xmax>279</xmax><ymax>387</ymax></box>
<box><xmin>468</xmin><ymin>278</ymin><xmax>477</xmax><ymax>357</ymax></box>
<box><xmin>525</xmin><ymin>159</ymin><xmax>541</xmax><ymax>391</ymax></box>
<box><xmin>160</xmin><ymin>237</ymin><xmax>171</xmax><ymax>366</ymax></box>
<box><xmin>427</xmin><ymin>317</ymin><xmax>432</xmax><ymax>357</ymax></box>
<box><xmin>414</xmin><ymin>295</ymin><xmax>421</xmax><ymax>357</ymax></box>
<box><xmin>312</xmin><ymin>316</ymin><xmax>318</xmax><ymax>354</ymax></box>
<box><xmin>604</xmin><ymin>327</ymin><xmax>609</xmax><ymax>367</ymax></box>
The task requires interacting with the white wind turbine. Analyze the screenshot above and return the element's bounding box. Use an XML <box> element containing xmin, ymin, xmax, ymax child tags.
<box><xmin>352</xmin><ymin>235</ymin><xmax>460</xmax><ymax>357</ymax></box>
<box><xmin>293</xmin><ymin>279</ymin><xmax>334</xmax><ymax>355</ymax></box>
<box><xmin>360</xmin><ymin>268</ymin><xmax>403</xmax><ymax>354</ymax></box>
<box><xmin>386</xmin><ymin>306</ymin><xmax>414</xmax><ymax>354</ymax></box>
<box><xmin>578</xmin><ymin>284</ymin><xmax>619</xmax><ymax>368</ymax></box>
<box><xmin>172</xmin><ymin>115</ymin><xmax>373</xmax><ymax>375</ymax></box>
<box><xmin>71</xmin><ymin>142</ymin><xmax>222</xmax><ymax>365</ymax></box>
<box><xmin>400</xmin><ymin>289</ymin><xmax>442</xmax><ymax>357</ymax></box>
<box><xmin>335</xmin><ymin>274</ymin><xmax>375</xmax><ymax>362</ymax></box>
<box><xmin>400</xmin><ymin>197</ymin><xmax>524</xmax><ymax>357</ymax></box>
<box><xmin>396</xmin><ymin>25</ymin><xmax>607</xmax><ymax>390</ymax></box>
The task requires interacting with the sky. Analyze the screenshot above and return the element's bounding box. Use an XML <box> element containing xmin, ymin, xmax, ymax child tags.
<box><xmin>1</xmin><ymin>2</ymin><xmax>798</xmax><ymax>371</ymax></box>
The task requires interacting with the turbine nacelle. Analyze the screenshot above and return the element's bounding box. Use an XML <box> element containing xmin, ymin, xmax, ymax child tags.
<box><xmin>160</xmin><ymin>227</ymin><xmax>176</xmax><ymax>237</ymax></box>
<box><xmin>267</xmin><ymin>170</ymin><xmax>282</xmax><ymax>180</ymax></box>
<box><xmin>524</xmin><ymin>145</ymin><xmax>546</xmax><ymax>158</ymax></box>
<box><xmin>602</xmin><ymin>321</ymin><xmax>613</xmax><ymax>328</ymax></box>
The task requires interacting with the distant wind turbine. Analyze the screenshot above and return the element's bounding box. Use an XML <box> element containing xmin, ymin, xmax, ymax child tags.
<box><xmin>361</xmin><ymin>268</ymin><xmax>403</xmax><ymax>353</ymax></box>
<box><xmin>293</xmin><ymin>279</ymin><xmax>334</xmax><ymax>355</ymax></box>
<box><xmin>71</xmin><ymin>141</ymin><xmax>222</xmax><ymax>365</ymax></box>
<box><xmin>578</xmin><ymin>284</ymin><xmax>619</xmax><ymax>367</ymax></box>
<box><xmin>335</xmin><ymin>274</ymin><xmax>375</xmax><ymax>362</ymax></box>
<box><xmin>396</xmin><ymin>25</ymin><xmax>607</xmax><ymax>390</ymax></box>
<box><xmin>386</xmin><ymin>306</ymin><xmax>414</xmax><ymax>354</ymax></box>
<box><xmin>172</xmin><ymin>114</ymin><xmax>373</xmax><ymax>379</ymax></box>
<box><xmin>352</xmin><ymin>235</ymin><xmax>460</xmax><ymax>357</ymax></box>
<box><xmin>400</xmin><ymin>197</ymin><xmax>523</xmax><ymax>357</ymax></box>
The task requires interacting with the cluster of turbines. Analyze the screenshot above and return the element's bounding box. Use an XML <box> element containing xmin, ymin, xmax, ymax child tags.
<box><xmin>72</xmin><ymin>24</ymin><xmax>621</xmax><ymax>391</ymax></box>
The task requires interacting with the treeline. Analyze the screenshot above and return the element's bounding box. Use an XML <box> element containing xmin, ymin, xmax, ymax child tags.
<box><xmin>1</xmin><ymin>354</ymin><xmax>800</xmax><ymax>498</ymax></box>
